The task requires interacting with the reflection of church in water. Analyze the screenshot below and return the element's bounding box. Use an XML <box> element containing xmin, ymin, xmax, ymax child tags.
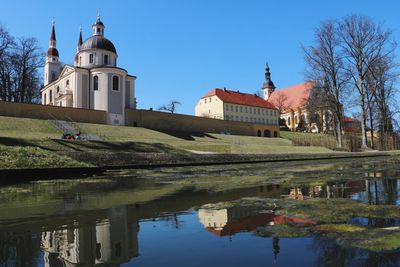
<box><xmin>41</xmin><ymin>206</ymin><xmax>138</xmax><ymax>266</ymax></box>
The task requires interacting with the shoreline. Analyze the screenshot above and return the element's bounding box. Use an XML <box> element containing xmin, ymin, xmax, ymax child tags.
<box><xmin>0</xmin><ymin>151</ymin><xmax>397</xmax><ymax>184</ymax></box>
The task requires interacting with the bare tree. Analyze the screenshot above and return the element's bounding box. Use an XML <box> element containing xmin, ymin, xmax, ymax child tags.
<box><xmin>11</xmin><ymin>37</ymin><xmax>44</xmax><ymax>103</ymax></box>
<box><xmin>158</xmin><ymin>100</ymin><xmax>181</xmax><ymax>114</ymax></box>
<box><xmin>338</xmin><ymin>15</ymin><xmax>396</xmax><ymax>149</ymax></box>
<box><xmin>0</xmin><ymin>26</ymin><xmax>44</xmax><ymax>104</ymax></box>
<box><xmin>303</xmin><ymin>20</ymin><xmax>348</xmax><ymax>148</ymax></box>
<box><xmin>272</xmin><ymin>93</ymin><xmax>289</xmax><ymax>114</ymax></box>
<box><xmin>0</xmin><ymin>25</ymin><xmax>15</xmax><ymax>101</ymax></box>
<box><xmin>366</xmin><ymin>55</ymin><xmax>398</xmax><ymax>149</ymax></box>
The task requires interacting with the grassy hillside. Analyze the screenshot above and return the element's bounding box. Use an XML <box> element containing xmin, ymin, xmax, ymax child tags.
<box><xmin>77</xmin><ymin>122</ymin><xmax>332</xmax><ymax>154</ymax></box>
<box><xmin>0</xmin><ymin>115</ymin><xmax>337</xmax><ymax>169</ymax></box>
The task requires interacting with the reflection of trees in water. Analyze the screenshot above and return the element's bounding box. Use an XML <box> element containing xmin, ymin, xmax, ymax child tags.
<box><xmin>0</xmin><ymin>232</ymin><xmax>41</xmax><ymax>267</ymax></box>
<box><xmin>312</xmin><ymin>235</ymin><xmax>400</xmax><ymax>267</ymax></box>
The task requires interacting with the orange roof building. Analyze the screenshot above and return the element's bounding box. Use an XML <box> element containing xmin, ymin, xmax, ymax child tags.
<box><xmin>267</xmin><ymin>81</ymin><xmax>315</xmax><ymax>131</ymax></box>
<box><xmin>195</xmin><ymin>64</ymin><xmax>280</xmax><ymax>137</ymax></box>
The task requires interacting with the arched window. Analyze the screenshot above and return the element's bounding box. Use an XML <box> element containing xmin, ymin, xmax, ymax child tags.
<box><xmin>66</xmin><ymin>80</ymin><xmax>70</xmax><ymax>87</ymax></box>
<box><xmin>264</xmin><ymin>129</ymin><xmax>271</xmax><ymax>137</ymax></box>
<box><xmin>93</xmin><ymin>76</ymin><xmax>99</xmax><ymax>91</ymax></box>
<box><xmin>49</xmin><ymin>90</ymin><xmax>53</xmax><ymax>103</ymax></box>
<box><xmin>257</xmin><ymin>130</ymin><xmax>262</xmax><ymax>137</ymax></box>
<box><xmin>56</xmin><ymin>86</ymin><xmax>60</xmax><ymax>93</ymax></box>
<box><xmin>43</xmin><ymin>93</ymin><xmax>46</xmax><ymax>104</ymax></box>
<box><xmin>112</xmin><ymin>76</ymin><xmax>119</xmax><ymax>91</ymax></box>
<box><xmin>104</xmin><ymin>54</ymin><xmax>109</xmax><ymax>65</ymax></box>
<box><xmin>89</xmin><ymin>54</ymin><xmax>94</xmax><ymax>64</ymax></box>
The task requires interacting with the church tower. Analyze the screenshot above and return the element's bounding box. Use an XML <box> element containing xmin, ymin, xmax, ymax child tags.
<box><xmin>44</xmin><ymin>21</ymin><xmax>61</xmax><ymax>86</ymax></box>
<box><xmin>262</xmin><ymin>63</ymin><xmax>276</xmax><ymax>100</ymax></box>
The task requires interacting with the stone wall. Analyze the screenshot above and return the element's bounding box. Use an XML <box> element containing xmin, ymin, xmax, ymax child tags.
<box><xmin>0</xmin><ymin>101</ymin><xmax>280</xmax><ymax>137</ymax></box>
<box><xmin>0</xmin><ymin>101</ymin><xmax>106</xmax><ymax>124</ymax></box>
<box><xmin>125</xmin><ymin>109</ymin><xmax>280</xmax><ymax>137</ymax></box>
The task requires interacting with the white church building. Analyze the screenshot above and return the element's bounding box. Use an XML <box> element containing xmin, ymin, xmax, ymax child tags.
<box><xmin>41</xmin><ymin>16</ymin><xmax>136</xmax><ymax>125</ymax></box>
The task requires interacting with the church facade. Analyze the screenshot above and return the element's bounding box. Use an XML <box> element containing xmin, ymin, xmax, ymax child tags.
<box><xmin>40</xmin><ymin>16</ymin><xmax>136</xmax><ymax>125</ymax></box>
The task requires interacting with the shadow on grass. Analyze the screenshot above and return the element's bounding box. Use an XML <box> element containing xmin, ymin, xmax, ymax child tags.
<box><xmin>152</xmin><ymin>129</ymin><xmax>218</xmax><ymax>141</ymax></box>
<box><xmin>0</xmin><ymin>137</ymin><xmax>181</xmax><ymax>153</ymax></box>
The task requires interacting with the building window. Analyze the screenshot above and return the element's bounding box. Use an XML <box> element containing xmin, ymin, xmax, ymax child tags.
<box><xmin>204</xmin><ymin>99</ymin><xmax>206</xmax><ymax>104</ymax></box>
<box><xmin>43</xmin><ymin>93</ymin><xmax>46</xmax><ymax>104</ymax></box>
<box><xmin>257</xmin><ymin>109</ymin><xmax>260</xmax><ymax>115</ymax></box>
<box><xmin>104</xmin><ymin>55</ymin><xmax>109</xmax><ymax>65</ymax></box>
<box><xmin>66</xmin><ymin>80</ymin><xmax>69</xmax><ymax>87</ymax></box>
<box><xmin>89</xmin><ymin>54</ymin><xmax>94</xmax><ymax>64</ymax></box>
<box><xmin>225</xmin><ymin>105</ymin><xmax>229</xmax><ymax>110</ymax></box>
<box><xmin>93</xmin><ymin>75</ymin><xmax>99</xmax><ymax>91</ymax></box>
<box><xmin>240</xmin><ymin>106</ymin><xmax>243</xmax><ymax>112</ymax></box>
<box><xmin>49</xmin><ymin>90</ymin><xmax>53</xmax><ymax>103</ymax></box>
<box><xmin>56</xmin><ymin>86</ymin><xmax>60</xmax><ymax>93</ymax></box>
<box><xmin>235</xmin><ymin>106</ymin><xmax>238</xmax><ymax>112</ymax></box>
<box><xmin>209</xmin><ymin>98</ymin><xmax>211</xmax><ymax>102</ymax></box>
<box><xmin>112</xmin><ymin>76</ymin><xmax>119</xmax><ymax>91</ymax></box>
<box><xmin>51</xmin><ymin>72</ymin><xmax>56</xmax><ymax>81</ymax></box>
<box><xmin>79</xmin><ymin>56</ymin><xmax>82</xmax><ymax>65</ymax></box>
<box><xmin>235</xmin><ymin>116</ymin><xmax>239</xmax><ymax>121</ymax></box>
<box><xmin>230</xmin><ymin>105</ymin><xmax>233</xmax><ymax>112</ymax></box>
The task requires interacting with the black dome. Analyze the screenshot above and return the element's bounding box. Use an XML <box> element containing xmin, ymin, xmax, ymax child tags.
<box><xmin>81</xmin><ymin>35</ymin><xmax>116</xmax><ymax>53</ymax></box>
<box><xmin>46</xmin><ymin>47</ymin><xmax>59</xmax><ymax>57</ymax></box>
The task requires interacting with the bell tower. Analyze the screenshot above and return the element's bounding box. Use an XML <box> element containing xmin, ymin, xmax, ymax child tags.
<box><xmin>262</xmin><ymin>63</ymin><xmax>276</xmax><ymax>100</ymax></box>
<box><xmin>44</xmin><ymin>20</ymin><xmax>61</xmax><ymax>86</ymax></box>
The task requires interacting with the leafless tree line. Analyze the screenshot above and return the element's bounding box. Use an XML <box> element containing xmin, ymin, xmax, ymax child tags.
<box><xmin>0</xmin><ymin>25</ymin><xmax>44</xmax><ymax>104</ymax></box>
<box><xmin>303</xmin><ymin>15</ymin><xmax>398</xmax><ymax>150</ymax></box>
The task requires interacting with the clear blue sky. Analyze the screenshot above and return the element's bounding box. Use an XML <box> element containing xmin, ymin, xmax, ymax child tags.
<box><xmin>1</xmin><ymin>0</ymin><xmax>400</xmax><ymax>115</ymax></box>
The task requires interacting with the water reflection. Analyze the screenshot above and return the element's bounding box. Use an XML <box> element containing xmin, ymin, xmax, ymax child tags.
<box><xmin>0</xmin><ymin>158</ymin><xmax>399</xmax><ymax>266</ymax></box>
<box><xmin>40</xmin><ymin>206</ymin><xmax>138</xmax><ymax>266</ymax></box>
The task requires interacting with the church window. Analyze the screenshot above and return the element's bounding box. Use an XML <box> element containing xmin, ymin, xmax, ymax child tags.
<box><xmin>79</xmin><ymin>56</ymin><xmax>82</xmax><ymax>65</ymax></box>
<box><xmin>56</xmin><ymin>86</ymin><xmax>60</xmax><ymax>93</ymax></box>
<box><xmin>112</xmin><ymin>76</ymin><xmax>119</xmax><ymax>91</ymax></box>
<box><xmin>97</xmin><ymin>28</ymin><xmax>100</xmax><ymax>34</ymax></box>
<box><xmin>93</xmin><ymin>76</ymin><xmax>99</xmax><ymax>91</ymax></box>
<box><xmin>51</xmin><ymin>72</ymin><xmax>56</xmax><ymax>81</ymax></box>
<box><xmin>204</xmin><ymin>99</ymin><xmax>206</xmax><ymax>104</ymax></box>
<box><xmin>49</xmin><ymin>90</ymin><xmax>53</xmax><ymax>103</ymax></box>
<box><xmin>240</xmin><ymin>106</ymin><xmax>243</xmax><ymax>112</ymax></box>
<box><xmin>89</xmin><ymin>54</ymin><xmax>94</xmax><ymax>64</ymax></box>
<box><xmin>66</xmin><ymin>80</ymin><xmax>69</xmax><ymax>87</ymax></box>
<box><xmin>43</xmin><ymin>94</ymin><xmax>46</xmax><ymax>104</ymax></box>
<box><xmin>104</xmin><ymin>54</ymin><xmax>109</xmax><ymax>65</ymax></box>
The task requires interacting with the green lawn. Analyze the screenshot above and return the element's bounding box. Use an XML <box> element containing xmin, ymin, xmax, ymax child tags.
<box><xmin>0</xmin><ymin>115</ymin><xmax>335</xmax><ymax>169</ymax></box>
<box><xmin>0</xmin><ymin>116</ymin><xmax>60</xmax><ymax>139</ymax></box>
<box><xmin>77</xmin><ymin>122</ymin><xmax>333</xmax><ymax>153</ymax></box>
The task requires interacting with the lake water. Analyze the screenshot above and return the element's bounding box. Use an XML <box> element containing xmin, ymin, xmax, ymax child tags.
<box><xmin>0</xmin><ymin>157</ymin><xmax>399</xmax><ymax>266</ymax></box>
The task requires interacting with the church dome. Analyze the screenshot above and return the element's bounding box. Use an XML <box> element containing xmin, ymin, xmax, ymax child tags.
<box><xmin>46</xmin><ymin>47</ymin><xmax>59</xmax><ymax>57</ymax></box>
<box><xmin>81</xmin><ymin>35</ymin><xmax>116</xmax><ymax>54</ymax></box>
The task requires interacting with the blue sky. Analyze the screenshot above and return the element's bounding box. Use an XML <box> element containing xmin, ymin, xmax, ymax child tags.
<box><xmin>1</xmin><ymin>0</ymin><xmax>400</xmax><ymax>115</ymax></box>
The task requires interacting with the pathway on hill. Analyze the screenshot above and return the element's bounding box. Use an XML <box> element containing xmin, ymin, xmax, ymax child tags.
<box><xmin>50</xmin><ymin>119</ymin><xmax>102</xmax><ymax>141</ymax></box>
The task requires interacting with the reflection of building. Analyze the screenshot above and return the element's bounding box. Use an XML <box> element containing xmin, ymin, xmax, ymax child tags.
<box><xmin>41</xmin><ymin>207</ymin><xmax>138</xmax><ymax>266</ymax></box>
<box><xmin>198</xmin><ymin>205</ymin><xmax>315</xmax><ymax>237</ymax></box>
<box><xmin>95</xmin><ymin>206</ymin><xmax>138</xmax><ymax>265</ymax></box>
<box><xmin>288</xmin><ymin>188</ymin><xmax>304</xmax><ymax>200</ymax></box>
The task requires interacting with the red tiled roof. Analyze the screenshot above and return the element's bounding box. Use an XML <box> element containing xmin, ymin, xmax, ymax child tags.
<box><xmin>268</xmin><ymin>81</ymin><xmax>314</xmax><ymax>110</ymax></box>
<box><xmin>202</xmin><ymin>88</ymin><xmax>277</xmax><ymax>110</ymax></box>
<box><xmin>344</xmin><ymin>116</ymin><xmax>357</xmax><ymax>123</ymax></box>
